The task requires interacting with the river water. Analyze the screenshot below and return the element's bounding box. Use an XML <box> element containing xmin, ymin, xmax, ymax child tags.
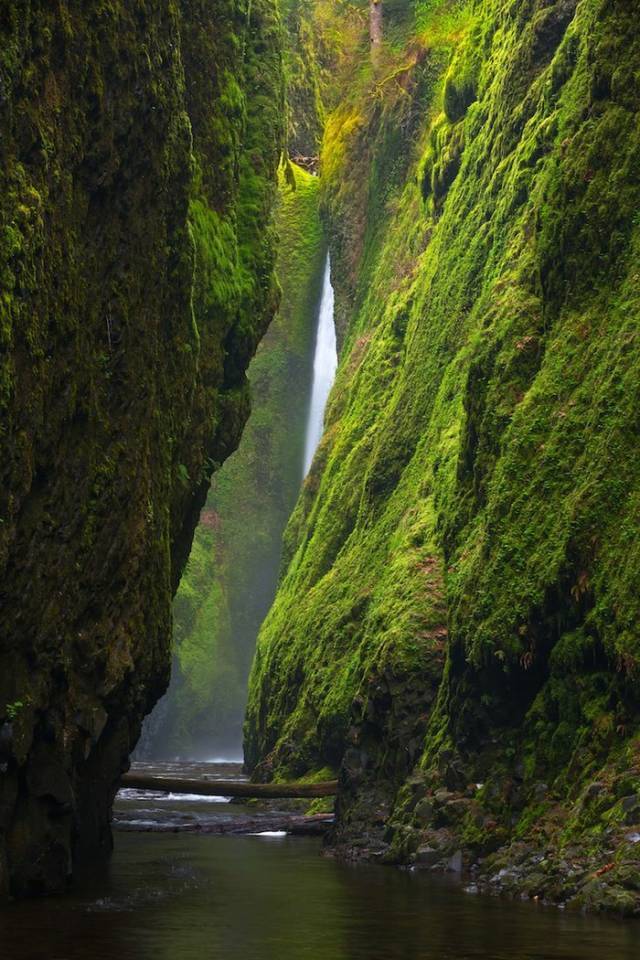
<box><xmin>1</xmin><ymin>762</ymin><xmax>639</xmax><ymax>960</ymax></box>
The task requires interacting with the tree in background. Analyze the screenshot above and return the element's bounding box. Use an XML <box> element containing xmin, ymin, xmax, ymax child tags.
<box><xmin>370</xmin><ymin>0</ymin><xmax>383</xmax><ymax>61</ymax></box>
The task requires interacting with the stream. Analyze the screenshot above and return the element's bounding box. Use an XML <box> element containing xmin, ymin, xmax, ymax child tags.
<box><xmin>1</xmin><ymin>761</ymin><xmax>639</xmax><ymax>959</ymax></box>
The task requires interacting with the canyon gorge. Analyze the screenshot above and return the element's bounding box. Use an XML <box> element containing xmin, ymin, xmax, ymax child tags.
<box><xmin>1</xmin><ymin>0</ymin><xmax>640</xmax><ymax>929</ymax></box>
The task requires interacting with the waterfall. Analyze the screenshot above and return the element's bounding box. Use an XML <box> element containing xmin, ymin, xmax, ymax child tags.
<box><xmin>137</xmin><ymin>252</ymin><xmax>336</xmax><ymax>763</ymax></box>
<box><xmin>303</xmin><ymin>256</ymin><xmax>337</xmax><ymax>476</ymax></box>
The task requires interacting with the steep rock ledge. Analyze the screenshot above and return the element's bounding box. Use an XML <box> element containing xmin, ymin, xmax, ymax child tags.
<box><xmin>0</xmin><ymin>0</ymin><xmax>283</xmax><ymax>896</ymax></box>
<box><xmin>142</xmin><ymin>163</ymin><xmax>326</xmax><ymax>759</ymax></box>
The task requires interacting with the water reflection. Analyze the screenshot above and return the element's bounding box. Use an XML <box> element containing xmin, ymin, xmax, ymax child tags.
<box><xmin>1</xmin><ymin>832</ymin><xmax>639</xmax><ymax>960</ymax></box>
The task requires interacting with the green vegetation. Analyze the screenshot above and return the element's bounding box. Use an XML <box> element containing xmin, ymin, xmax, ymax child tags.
<box><xmin>0</xmin><ymin>0</ymin><xmax>283</xmax><ymax>896</ymax></box>
<box><xmin>2</xmin><ymin>0</ymin><xmax>639</xmax><ymax>915</ymax></box>
<box><xmin>246</xmin><ymin>0</ymin><xmax>640</xmax><ymax>909</ymax></box>
<box><xmin>4</xmin><ymin>702</ymin><xmax>24</xmax><ymax>722</ymax></box>
<box><xmin>154</xmin><ymin>163</ymin><xmax>326</xmax><ymax>757</ymax></box>
<box><xmin>282</xmin><ymin>0</ymin><xmax>325</xmax><ymax>156</ymax></box>
<box><xmin>247</xmin><ymin>0</ymin><xmax>473</xmax><ymax>778</ymax></box>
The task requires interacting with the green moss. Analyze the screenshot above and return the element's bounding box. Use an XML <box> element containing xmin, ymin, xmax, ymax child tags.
<box><xmin>443</xmin><ymin>21</ymin><xmax>482</xmax><ymax>122</ymax></box>
<box><xmin>245</xmin><ymin>0</ymin><xmax>640</xmax><ymax>898</ymax></box>
<box><xmin>0</xmin><ymin>0</ymin><xmax>283</xmax><ymax>896</ymax></box>
<box><xmin>154</xmin><ymin>163</ymin><xmax>326</xmax><ymax>756</ymax></box>
<box><xmin>282</xmin><ymin>0</ymin><xmax>325</xmax><ymax>156</ymax></box>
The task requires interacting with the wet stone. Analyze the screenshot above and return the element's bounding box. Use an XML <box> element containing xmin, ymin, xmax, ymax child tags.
<box><xmin>414</xmin><ymin>799</ymin><xmax>434</xmax><ymax>823</ymax></box>
<box><xmin>415</xmin><ymin>845</ymin><xmax>442</xmax><ymax>866</ymax></box>
<box><xmin>583</xmin><ymin>782</ymin><xmax>606</xmax><ymax>803</ymax></box>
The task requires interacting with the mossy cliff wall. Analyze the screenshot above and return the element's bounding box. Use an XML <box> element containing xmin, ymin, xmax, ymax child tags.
<box><xmin>246</xmin><ymin>0</ymin><xmax>640</xmax><ymax>912</ymax></box>
<box><xmin>282</xmin><ymin>0</ymin><xmax>325</xmax><ymax>159</ymax></box>
<box><xmin>144</xmin><ymin>164</ymin><xmax>326</xmax><ymax>759</ymax></box>
<box><xmin>0</xmin><ymin>0</ymin><xmax>283</xmax><ymax>896</ymax></box>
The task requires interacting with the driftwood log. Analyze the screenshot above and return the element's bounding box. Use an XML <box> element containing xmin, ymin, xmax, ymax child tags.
<box><xmin>121</xmin><ymin>773</ymin><xmax>338</xmax><ymax>799</ymax></box>
<box><xmin>115</xmin><ymin>812</ymin><xmax>335</xmax><ymax>836</ymax></box>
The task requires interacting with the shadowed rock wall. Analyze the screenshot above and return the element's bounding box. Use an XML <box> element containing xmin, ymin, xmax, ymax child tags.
<box><xmin>0</xmin><ymin>0</ymin><xmax>283</xmax><ymax>896</ymax></box>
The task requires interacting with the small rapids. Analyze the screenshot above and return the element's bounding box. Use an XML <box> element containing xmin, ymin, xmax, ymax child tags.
<box><xmin>114</xmin><ymin>761</ymin><xmax>332</xmax><ymax>837</ymax></box>
<box><xmin>114</xmin><ymin>761</ymin><xmax>239</xmax><ymax>832</ymax></box>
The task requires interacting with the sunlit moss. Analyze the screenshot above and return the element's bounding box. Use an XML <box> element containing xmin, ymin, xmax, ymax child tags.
<box><xmin>246</xmin><ymin>0</ymin><xmax>640</xmax><ymax>896</ymax></box>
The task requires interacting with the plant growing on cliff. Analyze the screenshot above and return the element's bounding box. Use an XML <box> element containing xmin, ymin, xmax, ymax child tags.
<box><xmin>4</xmin><ymin>701</ymin><xmax>24</xmax><ymax>721</ymax></box>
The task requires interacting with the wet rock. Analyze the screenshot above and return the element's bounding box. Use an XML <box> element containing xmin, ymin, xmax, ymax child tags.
<box><xmin>620</xmin><ymin>795</ymin><xmax>640</xmax><ymax>825</ymax></box>
<box><xmin>0</xmin><ymin>723</ymin><xmax>13</xmax><ymax>759</ymax></box>
<box><xmin>444</xmin><ymin>760</ymin><xmax>467</xmax><ymax>792</ymax></box>
<box><xmin>490</xmin><ymin>866</ymin><xmax>517</xmax><ymax>885</ymax></box>
<box><xmin>415</xmin><ymin>845</ymin><xmax>442</xmax><ymax>866</ymax></box>
<box><xmin>434</xmin><ymin>788</ymin><xmax>456</xmax><ymax>804</ymax></box>
<box><xmin>342</xmin><ymin>748</ymin><xmax>370</xmax><ymax>784</ymax></box>
<box><xmin>435</xmin><ymin>797</ymin><xmax>469</xmax><ymax>828</ymax></box>
<box><xmin>406</xmin><ymin>772</ymin><xmax>428</xmax><ymax>791</ymax></box>
<box><xmin>0</xmin><ymin>0</ymin><xmax>283</xmax><ymax>900</ymax></box>
<box><xmin>414</xmin><ymin>798</ymin><xmax>435</xmax><ymax>823</ymax></box>
<box><xmin>582</xmin><ymin>782</ymin><xmax>606</xmax><ymax>803</ymax></box>
<box><xmin>74</xmin><ymin>706</ymin><xmax>108</xmax><ymax>744</ymax></box>
<box><xmin>578</xmin><ymin>878</ymin><xmax>640</xmax><ymax>917</ymax></box>
<box><xmin>532</xmin><ymin>782</ymin><xmax>548</xmax><ymax>801</ymax></box>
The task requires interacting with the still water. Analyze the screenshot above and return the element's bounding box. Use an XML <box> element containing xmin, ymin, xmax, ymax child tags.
<box><xmin>1</xmin><ymin>764</ymin><xmax>639</xmax><ymax>960</ymax></box>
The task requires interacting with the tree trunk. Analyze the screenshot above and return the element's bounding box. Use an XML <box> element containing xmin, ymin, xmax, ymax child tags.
<box><xmin>120</xmin><ymin>773</ymin><xmax>338</xmax><ymax>799</ymax></box>
<box><xmin>370</xmin><ymin>0</ymin><xmax>383</xmax><ymax>56</ymax></box>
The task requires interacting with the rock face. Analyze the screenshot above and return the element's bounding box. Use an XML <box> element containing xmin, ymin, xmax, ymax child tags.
<box><xmin>139</xmin><ymin>163</ymin><xmax>326</xmax><ymax>760</ymax></box>
<box><xmin>246</xmin><ymin>0</ymin><xmax>640</xmax><ymax>913</ymax></box>
<box><xmin>0</xmin><ymin>0</ymin><xmax>283</xmax><ymax>896</ymax></box>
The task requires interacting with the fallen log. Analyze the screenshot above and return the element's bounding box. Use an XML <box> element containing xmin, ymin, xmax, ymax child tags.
<box><xmin>114</xmin><ymin>812</ymin><xmax>335</xmax><ymax>836</ymax></box>
<box><xmin>120</xmin><ymin>773</ymin><xmax>338</xmax><ymax>799</ymax></box>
